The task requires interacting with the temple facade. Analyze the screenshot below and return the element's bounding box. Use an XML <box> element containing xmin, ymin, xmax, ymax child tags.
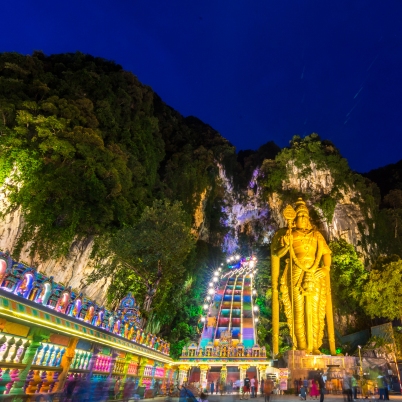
<box><xmin>178</xmin><ymin>256</ymin><xmax>277</xmax><ymax>389</ymax></box>
<box><xmin>0</xmin><ymin>251</ymin><xmax>176</xmax><ymax>399</ymax></box>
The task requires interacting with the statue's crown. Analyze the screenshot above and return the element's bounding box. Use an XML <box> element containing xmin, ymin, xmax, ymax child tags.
<box><xmin>295</xmin><ymin>197</ymin><xmax>309</xmax><ymax>216</ymax></box>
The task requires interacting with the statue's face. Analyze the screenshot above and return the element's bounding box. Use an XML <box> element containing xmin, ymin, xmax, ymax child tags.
<box><xmin>295</xmin><ymin>212</ymin><xmax>309</xmax><ymax>229</ymax></box>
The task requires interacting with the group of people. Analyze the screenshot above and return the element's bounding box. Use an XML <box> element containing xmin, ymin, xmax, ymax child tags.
<box><xmin>207</xmin><ymin>375</ymin><xmax>265</xmax><ymax>398</ymax></box>
<box><xmin>295</xmin><ymin>373</ymin><xmax>326</xmax><ymax>402</ymax></box>
<box><xmin>62</xmin><ymin>376</ymin><xmax>137</xmax><ymax>402</ymax></box>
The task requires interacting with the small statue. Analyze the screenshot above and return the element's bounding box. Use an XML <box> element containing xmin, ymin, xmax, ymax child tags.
<box><xmin>145</xmin><ymin>333</ymin><xmax>151</xmax><ymax>346</ymax></box>
<box><xmin>84</xmin><ymin>306</ymin><xmax>94</xmax><ymax>323</ymax></box>
<box><xmin>114</xmin><ymin>319</ymin><xmax>121</xmax><ymax>335</ymax></box>
<box><xmin>150</xmin><ymin>335</ymin><xmax>156</xmax><ymax>348</ymax></box>
<box><xmin>17</xmin><ymin>275</ymin><xmax>29</xmax><ymax>296</ymax></box>
<box><xmin>108</xmin><ymin>314</ymin><xmax>115</xmax><ymax>331</ymax></box>
<box><xmin>123</xmin><ymin>322</ymin><xmax>129</xmax><ymax>338</ymax></box>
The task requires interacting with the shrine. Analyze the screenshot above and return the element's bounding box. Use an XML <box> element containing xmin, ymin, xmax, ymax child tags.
<box><xmin>0</xmin><ymin>251</ymin><xmax>176</xmax><ymax>399</ymax></box>
<box><xmin>178</xmin><ymin>256</ymin><xmax>278</xmax><ymax>390</ymax></box>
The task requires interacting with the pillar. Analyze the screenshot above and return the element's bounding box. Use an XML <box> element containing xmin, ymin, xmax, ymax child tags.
<box><xmin>258</xmin><ymin>365</ymin><xmax>268</xmax><ymax>382</ymax></box>
<box><xmin>108</xmin><ymin>349</ymin><xmax>119</xmax><ymax>377</ymax></box>
<box><xmin>164</xmin><ymin>364</ymin><xmax>175</xmax><ymax>392</ymax></box>
<box><xmin>55</xmin><ymin>336</ymin><xmax>79</xmax><ymax>393</ymax></box>
<box><xmin>138</xmin><ymin>356</ymin><xmax>148</xmax><ymax>388</ymax></box>
<box><xmin>239</xmin><ymin>365</ymin><xmax>250</xmax><ymax>382</ymax></box>
<box><xmin>220</xmin><ymin>364</ymin><xmax>227</xmax><ymax>385</ymax></box>
<box><xmin>178</xmin><ymin>365</ymin><xmax>190</xmax><ymax>385</ymax></box>
<box><xmin>199</xmin><ymin>364</ymin><xmax>209</xmax><ymax>391</ymax></box>
<box><xmin>8</xmin><ymin>327</ymin><xmax>50</xmax><ymax>400</ymax></box>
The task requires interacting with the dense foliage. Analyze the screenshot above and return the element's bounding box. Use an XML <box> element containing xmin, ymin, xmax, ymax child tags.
<box><xmin>0</xmin><ymin>51</ymin><xmax>233</xmax><ymax>356</ymax></box>
<box><xmin>329</xmin><ymin>239</ymin><xmax>370</xmax><ymax>331</ymax></box>
<box><xmin>359</xmin><ymin>255</ymin><xmax>402</xmax><ymax>320</ymax></box>
<box><xmin>89</xmin><ymin>200</ymin><xmax>195</xmax><ymax>317</ymax></box>
<box><xmin>2</xmin><ymin>51</ymin><xmax>402</xmax><ymax>358</ymax></box>
<box><xmin>0</xmin><ymin>51</ymin><xmax>235</xmax><ymax>260</ymax></box>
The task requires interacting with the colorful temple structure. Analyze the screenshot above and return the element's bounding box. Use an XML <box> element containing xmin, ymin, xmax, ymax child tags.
<box><xmin>179</xmin><ymin>256</ymin><xmax>275</xmax><ymax>390</ymax></box>
<box><xmin>0</xmin><ymin>251</ymin><xmax>177</xmax><ymax>399</ymax></box>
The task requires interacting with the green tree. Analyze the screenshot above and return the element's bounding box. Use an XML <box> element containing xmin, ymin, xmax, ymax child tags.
<box><xmin>90</xmin><ymin>199</ymin><xmax>195</xmax><ymax>318</ymax></box>
<box><xmin>329</xmin><ymin>239</ymin><xmax>368</xmax><ymax>312</ymax></box>
<box><xmin>359</xmin><ymin>255</ymin><xmax>402</xmax><ymax>320</ymax></box>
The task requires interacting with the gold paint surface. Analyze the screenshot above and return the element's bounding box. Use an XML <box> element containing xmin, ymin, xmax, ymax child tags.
<box><xmin>271</xmin><ymin>198</ymin><xmax>336</xmax><ymax>355</ymax></box>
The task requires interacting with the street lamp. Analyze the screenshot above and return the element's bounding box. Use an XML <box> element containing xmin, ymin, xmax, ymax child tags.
<box><xmin>358</xmin><ymin>345</ymin><xmax>364</xmax><ymax>398</ymax></box>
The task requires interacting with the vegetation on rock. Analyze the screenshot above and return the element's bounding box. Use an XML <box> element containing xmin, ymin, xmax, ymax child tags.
<box><xmin>1</xmin><ymin>51</ymin><xmax>402</xmax><ymax>358</ymax></box>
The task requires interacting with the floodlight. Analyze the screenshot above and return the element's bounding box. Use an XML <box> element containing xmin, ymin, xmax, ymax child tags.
<box><xmin>203</xmin><ymin>304</ymin><xmax>209</xmax><ymax>309</ymax></box>
<box><xmin>208</xmin><ymin>288</ymin><xmax>214</xmax><ymax>295</ymax></box>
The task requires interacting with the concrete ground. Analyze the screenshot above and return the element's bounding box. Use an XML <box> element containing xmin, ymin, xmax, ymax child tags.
<box><xmin>140</xmin><ymin>394</ymin><xmax>402</xmax><ymax>402</ymax></box>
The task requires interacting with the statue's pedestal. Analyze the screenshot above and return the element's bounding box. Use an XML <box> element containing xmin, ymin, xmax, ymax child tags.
<box><xmin>283</xmin><ymin>350</ymin><xmax>357</xmax><ymax>386</ymax></box>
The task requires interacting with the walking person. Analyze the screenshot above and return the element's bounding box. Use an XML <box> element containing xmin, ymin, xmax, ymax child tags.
<box><xmin>303</xmin><ymin>378</ymin><xmax>309</xmax><ymax>395</ymax></box>
<box><xmin>351</xmin><ymin>375</ymin><xmax>358</xmax><ymax>400</ymax></box>
<box><xmin>343</xmin><ymin>373</ymin><xmax>353</xmax><ymax>402</ymax></box>
<box><xmin>114</xmin><ymin>377</ymin><xmax>121</xmax><ymax>400</ymax></box>
<box><xmin>310</xmin><ymin>379</ymin><xmax>320</xmax><ymax>400</ymax></box>
<box><xmin>317</xmin><ymin>372</ymin><xmax>326</xmax><ymax>402</ymax></box>
<box><xmin>241</xmin><ymin>375</ymin><xmax>251</xmax><ymax>400</ymax></box>
<box><xmin>250</xmin><ymin>376</ymin><xmax>256</xmax><ymax>398</ymax></box>
<box><xmin>378</xmin><ymin>375</ymin><xmax>387</xmax><ymax>400</ymax></box>
<box><xmin>263</xmin><ymin>378</ymin><xmax>274</xmax><ymax>402</ymax></box>
<box><xmin>198</xmin><ymin>392</ymin><xmax>209</xmax><ymax>402</ymax></box>
<box><xmin>122</xmin><ymin>378</ymin><xmax>135</xmax><ymax>402</ymax></box>
<box><xmin>260</xmin><ymin>378</ymin><xmax>265</xmax><ymax>397</ymax></box>
<box><xmin>210</xmin><ymin>381</ymin><xmax>214</xmax><ymax>395</ymax></box>
<box><xmin>300</xmin><ymin>385</ymin><xmax>307</xmax><ymax>400</ymax></box>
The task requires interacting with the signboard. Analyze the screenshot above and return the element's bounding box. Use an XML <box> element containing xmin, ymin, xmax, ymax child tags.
<box><xmin>279</xmin><ymin>368</ymin><xmax>289</xmax><ymax>390</ymax></box>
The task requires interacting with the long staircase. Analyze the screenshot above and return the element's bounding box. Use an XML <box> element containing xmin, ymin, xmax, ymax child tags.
<box><xmin>199</xmin><ymin>257</ymin><xmax>257</xmax><ymax>349</ymax></box>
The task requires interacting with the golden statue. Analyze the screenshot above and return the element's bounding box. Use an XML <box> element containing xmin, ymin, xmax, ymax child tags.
<box><xmin>271</xmin><ymin>198</ymin><xmax>336</xmax><ymax>355</ymax></box>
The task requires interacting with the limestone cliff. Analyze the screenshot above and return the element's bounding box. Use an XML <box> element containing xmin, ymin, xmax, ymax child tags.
<box><xmin>0</xmin><ymin>207</ymin><xmax>110</xmax><ymax>303</ymax></box>
<box><xmin>216</xmin><ymin>159</ymin><xmax>372</xmax><ymax>259</ymax></box>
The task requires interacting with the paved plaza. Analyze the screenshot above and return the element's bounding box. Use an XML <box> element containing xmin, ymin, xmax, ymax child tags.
<box><xmin>149</xmin><ymin>395</ymin><xmax>402</xmax><ymax>402</ymax></box>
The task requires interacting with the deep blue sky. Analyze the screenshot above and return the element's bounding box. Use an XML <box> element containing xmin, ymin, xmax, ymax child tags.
<box><xmin>2</xmin><ymin>0</ymin><xmax>402</xmax><ymax>172</ymax></box>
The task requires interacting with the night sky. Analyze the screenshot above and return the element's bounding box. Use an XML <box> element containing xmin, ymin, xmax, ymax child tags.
<box><xmin>2</xmin><ymin>0</ymin><xmax>402</xmax><ymax>172</ymax></box>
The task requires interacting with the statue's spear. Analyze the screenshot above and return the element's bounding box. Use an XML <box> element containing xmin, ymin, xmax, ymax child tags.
<box><xmin>283</xmin><ymin>205</ymin><xmax>297</xmax><ymax>358</ymax></box>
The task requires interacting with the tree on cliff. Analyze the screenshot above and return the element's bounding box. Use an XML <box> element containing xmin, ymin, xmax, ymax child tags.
<box><xmin>90</xmin><ymin>199</ymin><xmax>195</xmax><ymax>320</ymax></box>
<box><xmin>359</xmin><ymin>255</ymin><xmax>402</xmax><ymax>320</ymax></box>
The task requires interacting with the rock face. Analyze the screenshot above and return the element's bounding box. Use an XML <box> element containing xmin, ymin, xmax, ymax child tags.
<box><xmin>0</xmin><ymin>160</ymin><xmax>372</xmax><ymax>305</ymax></box>
<box><xmin>0</xmin><ymin>206</ymin><xmax>111</xmax><ymax>304</ymax></box>
<box><xmin>218</xmin><ymin>164</ymin><xmax>273</xmax><ymax>254</ymax></box>
<box><xmin>217</xmin><ymin>161</ymin><xmax>371</xmax><ymax>259</ymax></box>
<box><xmin>266</xmin><ymin>162</ymin><xmax>371</xmax><ymax>258</ymax></box>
